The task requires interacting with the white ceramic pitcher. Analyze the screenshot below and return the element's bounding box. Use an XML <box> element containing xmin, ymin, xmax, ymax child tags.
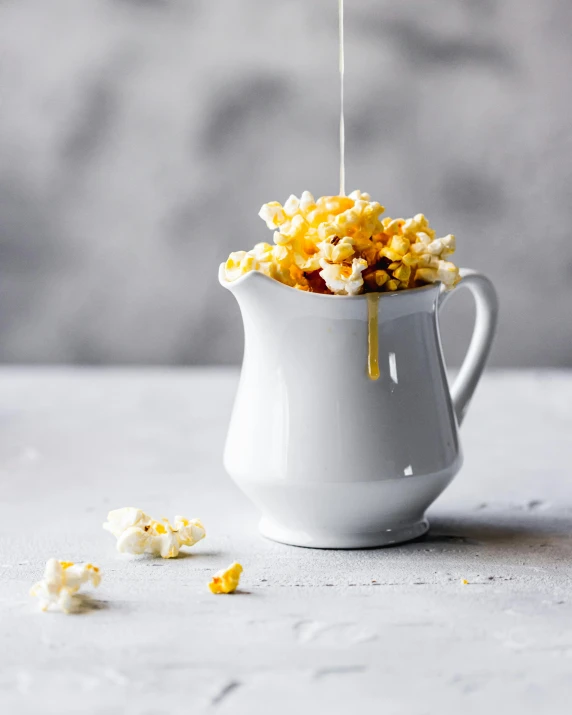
<box><xmin>219</xmin><ymin>265</ymin><xmax>498</xmax><ymax>548</ymax></box>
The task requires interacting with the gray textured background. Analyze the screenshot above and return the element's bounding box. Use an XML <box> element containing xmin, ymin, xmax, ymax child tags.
<box><xmin>1</xmin><ymin>0</ymin><xmax>571</xmax><ymax>366</ymax></box>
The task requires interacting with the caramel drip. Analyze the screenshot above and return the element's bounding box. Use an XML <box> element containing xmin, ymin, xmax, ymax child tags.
<box><xmin>367</xmin><ymin>293</ymin><xmax>380</xmax><ymax>380</ymax></box>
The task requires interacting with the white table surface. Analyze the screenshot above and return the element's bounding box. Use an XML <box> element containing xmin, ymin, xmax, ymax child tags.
<box><xmin>0</xmin><ymin>369</ymin><xmax>571</xmax><ymax>714</ymax></box>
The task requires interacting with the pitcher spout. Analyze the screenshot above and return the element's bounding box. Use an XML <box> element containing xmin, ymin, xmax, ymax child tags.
<box><xmin>218</xmin><ymin>263</ymin><xmax>271</xmax><ymax>294</ymax></box>
<box><xmin>218</xmin><ymin>263</ymin><xmax>301</xmax><ymax>310</ymax></box>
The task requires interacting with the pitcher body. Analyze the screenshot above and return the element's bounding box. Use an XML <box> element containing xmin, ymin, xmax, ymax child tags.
<box><xmin>220</xmin><ymin>265</ymin><xmax>497</xmax><ymax>548</ymax></box>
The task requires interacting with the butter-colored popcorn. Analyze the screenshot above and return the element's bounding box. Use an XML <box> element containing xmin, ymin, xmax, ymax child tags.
<box><xmin>364</xmin><ymin>268</ymin><xmax>390</xmax><ymax>290</ymax></box>
<box><xmin>258</xmin><ymin>201</ymin><xmax>285</xmax><ymax>229</ymax></box>
<box><xmin>103</xmin><ymin>508</ymin><xmax>205</xmax><ymax>559</ymax></box>
<box><xmin>321</xmin><ymin>235</ymin><xmax>355</xmax><ymax>264</ymax></box>
<box><xmin>348</xmin><ymin>189</ymin><xmax>371</xmax><ymax>202</ymax></box>
<box><xmin>225</xmin><ymin>251</ymin><xmax>260</xmax><ymax>282</ymax></box>
<box><xmin>224</xmin><ymin>192</ymin><xmax>460</xmax><ymax>294</ymax></box>
<box><xmin>208</xmin><ymin>562</ymin><xmax>243</xmax><ymax>594</ymax></box>
<box><xmin>319</xmin><ymin>257</ymin><xmax>368</xmax><ymax>295</ymax></box>
<box><xmin>30</xmin><ymin>559</ymin><xmax>101</xmax><ymax>613</ymax></box>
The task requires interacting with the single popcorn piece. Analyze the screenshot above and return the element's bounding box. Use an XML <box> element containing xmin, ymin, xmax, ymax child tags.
<box><xmin>224</xmin><ymin>191</ymin><xmax>460</xmax><ymax>294</ymax></box>
<box><xmin>209</xmin><ymin>562</ymin><xmax>243</xmax><ymax>594</ymax></box>
<box><xmin>321</xmin><ymin>235</ymin><xmax>355</xmax><ymax>264</ymax></box>
<box><xmin>103</xmin><ymin>508</ymin><xmax>205</xmax><ymax>559</ymax></box>
<box><xmin>319</xmin><ymin>257</ymin><xmax>368</xmax><ymax>295</ymax></box>
<box><xmin>258</xmin><ymin>201</ymin><xmax>285</xmax><ymax>229</ymax></box>
<box><xmin>30</xmin><ymin>559</ymin><xmax>101</xmax><ymax>613</ymax></box>
<box><xmin>224</xmin><ymin>251</ymin><xmax>259</xmax><ymax>282</ymax></box>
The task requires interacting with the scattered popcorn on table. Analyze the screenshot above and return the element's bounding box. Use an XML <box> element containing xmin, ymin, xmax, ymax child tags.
<box><xmin>224</xmin><ymin>191</ymin><xmax>460</xmax><ymax>294</ymax></box>
<box><xmin>103</xmin><ymin>507</ymin><xmax>205</xmax><ymax>559</ymax></box>
<box><xmin>209</xmin><ymin>562</ymin><xmax>243</xmax><ymax>594</ymax></box>
<box><xmin>30</xmin><ymin>559</ymin><xmax>101</xmax><ymax>613</ymax></box>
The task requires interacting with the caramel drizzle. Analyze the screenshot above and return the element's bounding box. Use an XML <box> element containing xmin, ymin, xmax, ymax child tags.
<box><xmin>367</xmin><ymin>293</ymin><xmax>380</xmax><ymax>380</ymax></box>
<box><xmin>338</xmin><ymin>0</ymin><xmax>345</xmax><ymax>196</ymax></box>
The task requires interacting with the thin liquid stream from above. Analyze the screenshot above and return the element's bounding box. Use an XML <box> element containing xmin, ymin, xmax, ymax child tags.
<box><xmin>339</xmin><ymin>0</ymin><xmax>345</xmax><ymax>196</ymax></box>
<box><xmin>367</xmin><ymin>294</ymin><xmax>380</xmax><ymax>380</ymax></box>
<box><xmin>340</xmin><ymin>1</ymin><xmax>377</xmax><ymax>379</ymax></box>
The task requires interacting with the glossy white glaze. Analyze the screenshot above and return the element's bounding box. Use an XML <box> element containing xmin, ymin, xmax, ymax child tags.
<box><xmin>219</xmin><ymin>265</ymin><xmax>498</xmax><ymax>548</ymax></box>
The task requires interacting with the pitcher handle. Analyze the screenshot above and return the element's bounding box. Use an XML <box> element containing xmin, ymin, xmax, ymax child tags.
<box><xmin>439</xmin><ymin>268</ymin><xmax>499</xmax><ymax>426</ymax></box>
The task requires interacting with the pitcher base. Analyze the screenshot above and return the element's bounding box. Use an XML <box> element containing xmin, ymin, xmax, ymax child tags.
<box><xmin>259</xmin><ymin>517</ymin><xmax>429</xmax><ymax>550</ymax></box>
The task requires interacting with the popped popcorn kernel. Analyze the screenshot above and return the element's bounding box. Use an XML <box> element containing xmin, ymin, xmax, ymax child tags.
<box><xmin>209</xmin><ymin>562</ymin><xmax>243</xmax><ymax>594</ymax></box>
<box><xmin>30</xmin><ymin>559</ymin><xmax>101</xmax><ymax>613</ymax></box>
<box><xmin>258</xmin><ymin>201</ymin><xmax>285</xmax><ymax>230</ymax></box>
<box><xmin>225</xmin><ymin>251</ymin><xmax>258</xmax><ymax>282</ymax></box>
<box><xmin>364</xmin><ymin>268</ymin><xmax>390</xmax><ymax>290</ymax></box>
<box><xmin>103</xmin><ymin>508</ymin><xmax>205</xmax><ymax>559</ymax></box>
<box><xmin>224</xmin><ymin>191</ymin><xmax>460</xmax><ymax>294</ymax></box>
<box><xmin>319</xmin><ymin>257</ymin><xmax>368</xmax><ymax>295</ymax></box>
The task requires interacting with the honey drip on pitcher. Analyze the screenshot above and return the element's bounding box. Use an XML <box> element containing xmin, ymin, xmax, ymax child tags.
<box><xmin>367</xmin><ymin>294</ymin><xmax>380</xmax><ymax>380</ymax></box>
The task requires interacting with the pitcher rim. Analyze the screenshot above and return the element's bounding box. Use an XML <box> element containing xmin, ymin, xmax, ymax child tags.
<box><xmin>218</xmin><ymin>262</ymin><xmax>442</xmax><ymax>300</ymax></box>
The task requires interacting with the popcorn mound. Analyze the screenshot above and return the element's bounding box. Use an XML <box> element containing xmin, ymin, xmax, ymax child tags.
<box><xmin>224</xmin><ymin>191</ymin><xmax>460</xmax><ymax>295</ymax></box>
<box><xmin>103</xmin><ymin>507</ymin><xmax>205</xmax><ymax>559</ymax></box>
<box><xmin>30</xmin><ymin>559</ymin><xmax>101</xmax><ymax>613</ymax></box>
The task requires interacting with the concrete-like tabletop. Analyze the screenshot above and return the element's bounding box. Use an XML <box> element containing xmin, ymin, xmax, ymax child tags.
<box><xmin>1</xmin><ymin>369</ymin><xmax>571</xmax><ymax>714</ymax></box>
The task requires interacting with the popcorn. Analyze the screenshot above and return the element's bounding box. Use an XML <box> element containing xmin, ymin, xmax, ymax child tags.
<box><xmin>208</xmin><ymin>562</ymin><xmax>243</xmax><ymax>594</ymax></box>
<box><xmin>283</xmin><ymin>194</ymin><xmax>300</xmax><ymax>217</ymax></box>
<box><xmin>348</xmin><ymin>189</ymin><xmax>371</xmax><ymax>202</ymax></box>
<box><xmin>299</xmin><ymin>190</ymin><xmax>316</xmax><ymax>213</ymax></box>
<box><xmin>319</xmin><ymin>257</ymin><xmax>368</xmax><ymax>295</ymax></box>
<box><xmin>30</xmin><ymin>559</ymin><xmax>101</xmax><ymax>613</ymax></box>
<box><xmin>258</xmin><ymin>201</ymin><xmax>285</xmax><ymax>230</ymax></box>
<box><xmin>364</xmin><ymin>268</ymin><xmax>390</xmax><ymax>290</ymax></box>
<box><xmin>103</xmin><ymin>508</ymin><xmax>205</xmax><ymax>559</ymax></box>
<box><xmin>224</xmin><ymin>191</ymin><xmax>461</xmax><ymax>294</ymax></box>
<box><xmin>321</xmin><ymin>235</ymin><xmax>355</xmax><ymax>263</ymax></box>
<box><xmin>415</xmin><ymin>260</ymin><xmax>459</xmax><ymax>288</ymax></box>
<box><xmin>225</xmin><ymin>251</ymin><xmax>260</xmax><ymax>282</ymax></box>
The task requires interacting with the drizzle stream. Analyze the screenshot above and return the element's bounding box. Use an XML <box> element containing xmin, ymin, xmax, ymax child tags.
<box><xmin>367</xmin><ymin>294</ymin><xmax>380</xmax><ymax>380</ymax></box>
